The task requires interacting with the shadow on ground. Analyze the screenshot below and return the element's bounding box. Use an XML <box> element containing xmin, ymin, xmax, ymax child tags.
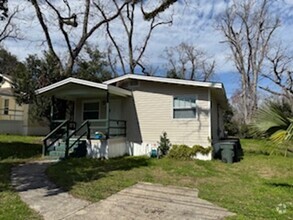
<box><xmin>0</xmin><ymin>142</ymin><xmax>42</xmax><ymax>159</ymax></box>
<box><xmin>265</xmin><ymin>182</ymin><xmax>293</xmax><ymax>189</ymax></box>
<box><xmin>47</xmin><ymin>156</ymin><xmax>151</xmax><ymax>192</ymax></box>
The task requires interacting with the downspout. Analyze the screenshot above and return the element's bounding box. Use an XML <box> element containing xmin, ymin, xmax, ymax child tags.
<box><xmin>50</xmin><ymin>96</ymin><xmax>55</xmax><ymax>131</ymax></box>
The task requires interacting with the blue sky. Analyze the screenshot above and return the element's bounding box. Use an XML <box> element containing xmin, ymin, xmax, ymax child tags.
<box><xmin>2</xmin><ymin>0</ymin><xmax>293</xmax><ymax>98</ymax></box>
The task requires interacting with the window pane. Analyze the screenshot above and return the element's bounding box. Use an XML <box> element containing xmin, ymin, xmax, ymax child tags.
<box><xmin>174</xmin><ymin>98</ymin><xmax>179</xmax><ymax>108</ymax></box>
<box><xmin>4</xmin><ymin>99</ymin><xmax>9</xmax><ymax>115</ymax></box>
<box><xmin>84</xmin><ymin>102</ymin><xmax>99</xmax><ymax>111</ymax></box>
<box><xmin>83</xmin><ymin>102</ymin><xmax>99</xmax><ymax>120</ymax></box>
<box><xmin>174</xmin><ymin>109</ymin><xmax>196</xmax><ymax>118</ymax></box>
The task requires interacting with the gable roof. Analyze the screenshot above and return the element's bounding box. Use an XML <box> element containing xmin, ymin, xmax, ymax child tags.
<box><xmin>0</xmin><ymin>73</ymin><xmax>13</xmax><ymax>84</ymax></box>
<box><xmin>36</xmin><ymin>77</ymin><xmax>132</xmax><ymax>98</ymax></box>
<box><xmin>36</xmin><ymin>77</ymin><xmax>107</xmax><ymax>95</ymax></box>
<box><xmin>103</xmin><ymin>74</ymin><xmax>224</xmax><ymax>89</ymax></box>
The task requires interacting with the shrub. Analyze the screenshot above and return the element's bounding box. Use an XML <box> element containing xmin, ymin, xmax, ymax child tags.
<box><xmin>158</xmin><ymin>131</ymin><xmax>171</xmax><ymax>156</ymax></box>
<box><xmin>168</xmin><ymin>144</ymin><xmax>211</xmax><ymax>160</ymax></box>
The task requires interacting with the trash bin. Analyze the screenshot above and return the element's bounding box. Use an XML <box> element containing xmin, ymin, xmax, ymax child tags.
<box><xmin>220</xmin><ymin>143</ymin><xmax>235</xmax><ymax>163</ymax></box>
<box><xmin>220</xmin><ymin>138</ymin><xmax>244</xmax><ymax>162</ymax></box>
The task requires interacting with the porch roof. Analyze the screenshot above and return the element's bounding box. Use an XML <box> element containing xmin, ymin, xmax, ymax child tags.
<box><xmin>35</xmin><ymin>77</ymin><xmax>132</xmax><ymax>100</ymax></box>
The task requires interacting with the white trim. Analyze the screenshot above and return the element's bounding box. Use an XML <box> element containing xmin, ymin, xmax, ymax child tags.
<box><xmin>103</xmin><ymin>74</ymin><xmax>223</xmax><ymax>89</ymax></box>
<box><xmin>36</xmin><ymin>77</ymin><xmax>132</xmax><ymax>97</ymax></box>
<box><xmin>36</xmin><ymin>77</ymin><xmax>108</xmax><ymax>95</ymax></box>
<box><xmin>108</xmin><ymin>85</ymin><xmax>132</xmax><ymax>97</ymax></box>
<box><xmin>0</xmin><ymin>73</ymin><xmax>13</xmax><ymax>84</ymax></box>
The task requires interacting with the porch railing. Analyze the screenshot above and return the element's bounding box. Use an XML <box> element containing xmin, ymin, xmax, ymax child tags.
<box><xmin>43</xmin><ymin>120</ymin><xmax>69</xmax><ymax>156</ymax></box>
<box><xmin>43</xmin><ymin>119</ymin><xmax>126</xmax><ymax>158</ymax></box>
<box><xmin>64</xmin><ymin>120</ymin><xmax>90</xmax><ymax>158</ymax></box>
<box><xmin>88</xmin><ymin>119</ymin><xmax>126</xmax><ymax>137</ymax></box>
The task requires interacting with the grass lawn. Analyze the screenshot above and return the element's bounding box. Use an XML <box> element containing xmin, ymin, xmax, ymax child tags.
<box><xmin>47</xmin><ymin>139</ymin><xmax>293</xmax><ymax>220</ymax></box>
<box><xmin>0</xmin><ymin>135</ymin><xmax>43</xmax><ymax>220</ymax></box>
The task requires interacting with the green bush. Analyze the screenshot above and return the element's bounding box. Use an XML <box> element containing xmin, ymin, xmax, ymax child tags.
<box><xmin>168</xmin><ymin>144</ymin><xmax>211</xmax><ymax>160</ymax></box>
<box><xmin>158</xmin><ymin>131</ymin><xmax>171</xmax><ymax>156</ymax></box>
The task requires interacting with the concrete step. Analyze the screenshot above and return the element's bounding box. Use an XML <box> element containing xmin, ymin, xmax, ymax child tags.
<box><xmin>49</xmin><ymin>151</ymin><xmax>65</xmax><ymax>157</ymax></box>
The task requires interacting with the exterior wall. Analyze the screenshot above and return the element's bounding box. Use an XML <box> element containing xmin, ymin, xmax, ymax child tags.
<box><xmin>1</xmin><ymin>81</ymin><xmax>11</xmax><ymax>88</ymax></box>
<box><xmin>122</xmin><ymin>81</ymin><xmax>211</xmax><ymax>148</ymax></box>
<box><xmin>211</xmin><ymin>96</ymin><xmax>219</xmax><ymax>143</ymax></box>
<box><xmin>75</xmin><ymin>97</ymin><xmax>107</xmax><ymax>127</ymax></box>
<box><xmin>211</xmin><ymin>96</ymin><xmax>225</xmax><ymax>143</ymax></box>
<box><xmin>0</xmin><ymin>120</ymin><xmax>24</xmax><ymax>134</ymax></box>
<box><xmin>0</xmin><ymin>96</ymin><xmax>24</xmax><ymax>121</ymax></box>
<box><xmin>122</xmin><ymin>97</ymin><xmax>142</xmax><ymax>143</ymax></box>
<box><xmin>87</xmin><ymin>137</ymin><xmax>128</xmax><ymax>159</ymax></box>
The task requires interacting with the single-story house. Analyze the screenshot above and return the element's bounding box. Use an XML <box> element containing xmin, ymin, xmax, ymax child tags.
<box><xmin>0</xmin><ymin>73</ymin><xmax>49</xmax><ymax>135</ymax></box>
<box><xmin>36</xmin><ymin>74</ymin><xmax>228</xmax><ymax>160</ymax></box>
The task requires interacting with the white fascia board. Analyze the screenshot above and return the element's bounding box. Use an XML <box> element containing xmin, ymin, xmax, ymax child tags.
<box><xmin>36</xmin><ymin>77</ymin><xmax>107</xmax><ymax>95</ymax></box>
<box><xmin>108</xmin><ymin>85</ymin><xmax>132</xmax><ymax>97</ymax></box>
<box><xmin>103</xmin><ymin>74</ymin><xmax>223</xmax><ymax>89</ymax></box>
<box><xmin>0</xmin><ymin>73</ymin><xmax>13</xmax><ymax>84</ymax></box>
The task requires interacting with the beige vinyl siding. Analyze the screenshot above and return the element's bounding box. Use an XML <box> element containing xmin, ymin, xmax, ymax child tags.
<box><xmin>122</xmin><ymin>97</ymin><xmax>142</xmax><ymax>143</ymax></box>
<box><xmin>211</xmin><ymin>96</ymin><xmax>219</xmax><ymax>143</ymax></box>
<box><xmin>0</xmin><ymin>96</ymin><xmax>24</xmax><ymax>121</ymax></box>
<box><xmin>124</xmin><ymin>81</ymin><xmax>211</xmax><ymax>147</ymax></box>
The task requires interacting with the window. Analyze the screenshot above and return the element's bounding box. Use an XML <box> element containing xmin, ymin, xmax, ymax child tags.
<box><xmin>173</xmin><ymin>95</ymin><xmax>196</xmax><ymax>119</ymax></box>
<box><xmin>83</xmin><ymin>102</ymin><xmax>99</xmax><ymax>120</ymax></box>
<box><xmin>3</xmin><ymin>99</ymin><xmax>9</xmax><ymax>115</ymax></box>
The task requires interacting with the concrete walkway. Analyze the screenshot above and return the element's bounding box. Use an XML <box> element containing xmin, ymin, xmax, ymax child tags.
<box><xmin>11</xmin><ymin>161</ymin><xmax>235</xmax><ymax>220</ymax></box>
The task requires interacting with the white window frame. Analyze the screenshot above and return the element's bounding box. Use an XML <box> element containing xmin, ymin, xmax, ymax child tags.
<box><xmin>82</xmin><ymin>100</ymin><xmax>101</xmax><ymax>121</ymax></box>
<box><xmin>172</xmin><ymin>95</ymin><xmax>197</xmax><ymax>119</ymax></box>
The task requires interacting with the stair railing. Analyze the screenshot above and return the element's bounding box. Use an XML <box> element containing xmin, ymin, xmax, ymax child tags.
<box><xmin>64</xmin><ymin>120</ymin><xmax>90</xmax><ymax>158</ymax></box>
<box><xmin>42</xmin><ymin>120</ymin><xmax>69</xmax><ymax>156</ymax></box>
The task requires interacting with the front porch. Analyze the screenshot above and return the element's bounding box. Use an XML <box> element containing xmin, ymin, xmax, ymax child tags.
<box><xmin>36</xmin><ymin>78</ymin><xmax>132</xmax><ymax>158</ymax></box>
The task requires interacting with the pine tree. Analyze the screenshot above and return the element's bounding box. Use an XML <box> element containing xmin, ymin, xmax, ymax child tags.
<box><xmin>158</xmin><ymin>132</ymin><xmax>171</xmax><ymax>156</ymax></box>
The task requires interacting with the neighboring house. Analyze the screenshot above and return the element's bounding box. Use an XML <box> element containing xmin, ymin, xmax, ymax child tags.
<box><xmin>0</xmin><ymin>73</ymin><xmax>49</xmax><ymax>135</ymax></box>
<box><xmin>36</xmin><ymin>74</ymin><xmax>228</xmax><ymax>160</ymax></box>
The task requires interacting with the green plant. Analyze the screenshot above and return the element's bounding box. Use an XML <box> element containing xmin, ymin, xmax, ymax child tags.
<box><xmin>167</xmin><ymin>144</ymin><xmax>211</xmax><ymax>160</ymax></box>
<box><xmin>252</xmin><ymin>102</ymin><xmax>293</xmax><ymax>156</ymax></box>
<box><xmin>158</xmin><ymin>131</ymin><xmax>171</xmax><ymax>156</ymax></box>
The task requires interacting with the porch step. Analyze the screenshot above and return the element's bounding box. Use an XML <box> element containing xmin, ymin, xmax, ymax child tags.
<box><xmin>49</xmin><ymin>150</ymin><xmax>65</xmax><ymax>157</ymax></box>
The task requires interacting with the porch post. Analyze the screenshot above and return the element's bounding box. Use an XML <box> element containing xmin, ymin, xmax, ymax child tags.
<box><xmin>50</xmin><ymin>96</ymin><xmax>55</xmax><ymax>131</ymax></box>
<box><xmin>106</xmin><ymin>91</ymin><xmax>110</xmax><ymax>139</ymax></box>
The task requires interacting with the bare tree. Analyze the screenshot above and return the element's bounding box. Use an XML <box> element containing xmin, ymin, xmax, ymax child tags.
<box><xmin>260</xmin><ymin>46</ymin><xmax>293</xmax><ymax>103</ymax></box>
<box><xmin>219</xmin><ymin>0</ymin><xmax>280</xmax><ymax>123</ymax></box>
<box><xmin>163</xmin><ymin>42</ymin><xmax>215</xmax><ymax>81</ymax></box>
<box><xmin>100</xmin><ymin>0</ymin><xmax>177</xmax><ymax>75</ymax></box>
<box><xmin>0</xmin><ymin>0</ymin><xmax>20</xmax><ymax>43</ymax></box>
<box><xmin>28</xmin><ymin>0</ymin><xmax>131</xmax><ymax>77</ymax></box>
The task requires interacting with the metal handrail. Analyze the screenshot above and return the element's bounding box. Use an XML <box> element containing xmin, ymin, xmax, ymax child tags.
<box><xmin>64</xmin><ymin>120</ymin><xmax>90</xmax><ymax>158</ymax></box>
<box><xmin>42</xmin><ymin>120</ymin><xmax>69</xmax><ymax>156</ymax></box>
